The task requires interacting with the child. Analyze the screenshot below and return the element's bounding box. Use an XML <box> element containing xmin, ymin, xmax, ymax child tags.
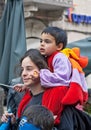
<box><xmin>19</xmin><ymin>105</ymin><xmax>54</xmax><ymax>130</ymax></box>
<box><xmin>39</xmin><ymin>26</ymin><xmax>88</xmax><ymax>106</ymax></box>
<box><xmin>14</xmin><ymin>27</ymin><xmax>88</xmax><ymax>108</ymax></box>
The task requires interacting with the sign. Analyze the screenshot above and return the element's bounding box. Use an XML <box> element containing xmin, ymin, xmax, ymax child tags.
<box><xmin>67</xmin><ymin>8</ymin><xmax>91</xmax><ymax>24</ymax></box>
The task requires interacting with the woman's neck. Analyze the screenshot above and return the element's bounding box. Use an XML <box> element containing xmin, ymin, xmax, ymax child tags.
<box><xmin>29</xmin><ymin>83</ymin><xmax>45</xmax><ymax>96</ymax></box>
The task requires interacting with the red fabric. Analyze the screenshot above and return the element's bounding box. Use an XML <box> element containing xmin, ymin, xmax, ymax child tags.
<box><xmin>17</xmin><ymin>84</ymin><xmax>88</xmax><ymax>125</ymax></box>
<box><xmin>47</xmin><ymin>51</ymin><xmax>58</xmax><ymax>72</ymax></box>
<box><xmin>61</xmin><ymin>82</ymin><xmax>88</xmax><ymax>105</ymax></box>
<box><xmin>17</xmin><ymin>90</ymin><xmax>31</xmax><ymax>118</ymax></box>
<box><xmin>46</xmin><ymin>51</ymin><xmax>88</xmax><ymax>105</ymax></box>
<box><xmin>17</xmin><ymin>87</ymin><xmax>69</xmax><ymax>125</ymax></box>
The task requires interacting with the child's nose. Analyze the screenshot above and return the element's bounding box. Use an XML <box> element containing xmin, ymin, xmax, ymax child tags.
<box><xmin>40</xmin><ymin>41</ymin><xmax>45</xmax><ymax>46</ymax></box>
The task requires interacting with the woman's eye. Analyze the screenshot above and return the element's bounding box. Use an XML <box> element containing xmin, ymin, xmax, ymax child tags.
<box><xmin>21</xmin><ymin>67</ymin><xmax>33</xmax><ymax>72</ymax></box>
<box><xmin>27</xmin><ymin>68</ymin><xmax>32</xmax><ymax>71</ymax></box>
<box><xmin>26</xmin><ymin>66</ymin><xmax>33</xmax><ymax>71</ymax></box>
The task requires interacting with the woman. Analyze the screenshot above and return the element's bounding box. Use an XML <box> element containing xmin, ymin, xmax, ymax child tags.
<box><xmin>1</xmin><ymin>49</ymin><xmax>69</xmax><ymax>129</ymax></box>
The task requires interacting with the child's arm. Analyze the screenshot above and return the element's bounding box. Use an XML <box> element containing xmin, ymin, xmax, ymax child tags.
<box><xmin>14</xmin><ymin>71</ymin><xmax>39</xmax><ymax>92</ymax></box>
<box><xmin>40</xmin><ymin>53</ymin><xmax>72</xmax><ymax>87</ymax></box>
<box><xmin>13</xmin><ymin>84</ymin><xmax>27</xmax><ymax>92</ymax></box>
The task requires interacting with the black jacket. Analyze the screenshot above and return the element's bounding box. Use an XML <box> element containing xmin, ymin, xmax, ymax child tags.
<box><xmin>58</xmin><ymin>106</ymin><xmax>91</xmax><ymax>130</ymax></box>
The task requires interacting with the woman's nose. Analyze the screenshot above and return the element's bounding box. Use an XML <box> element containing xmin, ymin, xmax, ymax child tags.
<box><xmin>22</xmin><ymin>69</ymin><xmax>27</xmax><ymax>76</ymax></box>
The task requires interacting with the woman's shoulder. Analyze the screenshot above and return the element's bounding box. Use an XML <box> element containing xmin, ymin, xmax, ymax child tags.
<box><xmin>44</xmin><ymin>87</ymin><xmax>68</xmax><ymax>96</ymax></box>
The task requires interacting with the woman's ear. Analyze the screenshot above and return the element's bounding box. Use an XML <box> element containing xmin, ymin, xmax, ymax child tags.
<box><xmin>56</xmin><ymin>43</ymin><xmax>63</xmax><ymax>51</ymax></box>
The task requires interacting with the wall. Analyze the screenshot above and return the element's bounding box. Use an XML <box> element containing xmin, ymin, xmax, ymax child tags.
<box><xmin>52</xmin><ymin>0</ymin><xmax>91</xmax><ymax>43</ymax></box>
<box><xmin>25</xmin><ymin>0</ymin><xmax>91</xmax><ymax>48</ymax></box>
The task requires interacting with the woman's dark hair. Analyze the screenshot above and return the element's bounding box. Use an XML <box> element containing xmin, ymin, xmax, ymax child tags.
<box><xmin>20</xmin><ymin>49</ymin><xmax>48</xmax><ymax>70</ymax></box>
<box><xmin>15</xmin><ymin>49</ymin><xmax>48</xmax><ymax>76</ymax></box>
<box><xmin>22</xmin><ymin>105</ymin><xmax>54</xmax><ymax>130</ymax></box>
<box><xmin>41</xmin><ymin>26</ymin><xmax>67</xmax><ymax>49</ymax></box>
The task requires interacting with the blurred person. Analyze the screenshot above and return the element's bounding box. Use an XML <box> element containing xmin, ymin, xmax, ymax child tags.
<box><xmin>19</xmin><ymin>105</ymin><xmax>54</xmax><ymax>130</ymax></box>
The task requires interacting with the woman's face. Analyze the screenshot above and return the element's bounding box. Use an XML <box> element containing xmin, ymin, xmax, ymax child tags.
<box><xmin>21</xmin><ymin>56</ymin><xmax>40</xmax><ymax>88</ymax></box>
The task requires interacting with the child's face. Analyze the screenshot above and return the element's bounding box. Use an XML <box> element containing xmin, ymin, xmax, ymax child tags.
<box><xmin>40</xmin><ymin>33</ymin><xmax>60</xmax><ymax>56</ymax></box>
<box><xmin>21</xmin><ymin>56</ymin><xmax>40</xmax><ymax>88</ymax></box>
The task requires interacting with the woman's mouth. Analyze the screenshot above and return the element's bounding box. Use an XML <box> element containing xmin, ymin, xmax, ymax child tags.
<box><xmin>23</xmin><ymin>78</ymin><xmax>29</xmax><ymax>82</ymax></box>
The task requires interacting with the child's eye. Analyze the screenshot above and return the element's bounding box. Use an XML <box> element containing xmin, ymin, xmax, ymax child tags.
<box><xmin>44</xmin><ymin>39</ymin><xmax>52</xmax><ymax>43</ymax></box>
<box><xmin>40</xmin><ymin>39</ymin><xmax>52</xmax><ymax>44</ymax></box>
<box><xmin>40</xmin><ymin>39</ymin><xmax>42</xmax><ymax>43</ymax></box>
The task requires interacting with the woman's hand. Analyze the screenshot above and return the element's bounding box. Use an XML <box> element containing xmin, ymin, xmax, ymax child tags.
<box><xmin>1</xmin><ymin>111</ymin><xmax>16</xmax><ymax>124</ymax></box>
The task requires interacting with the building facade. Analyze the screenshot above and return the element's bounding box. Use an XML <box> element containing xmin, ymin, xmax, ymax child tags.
<box><xmin>52</xmin><ymin>0</ymin><xmax>91</xmax><ymax>43</ymax></box>
<box><xmin>23</xmin><ymin>0</ymin><xmax>73</xmax><ymax>49</ymax></box>
<box><xmin>0</xmin><ymin>0</ymin><xmax>91</xmax><ymax>48</ymax></box>
<box><xmin>24</xmin><ymin>0</ymin><xmax>91</xmax><ymax>49</ymax></box>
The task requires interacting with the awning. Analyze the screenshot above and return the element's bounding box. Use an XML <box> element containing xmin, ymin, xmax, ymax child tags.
<box><xmin>67</xmin><ymin>37</ymin><xmax>91</xmax><ymax>76</ymax></box>
<box><xmin>0</xmin><ymin>0</ymin><xmax>27</xmax><ymax>86</ymax></box>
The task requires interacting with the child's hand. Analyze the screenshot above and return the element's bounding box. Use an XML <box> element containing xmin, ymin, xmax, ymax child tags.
<box><xmin>13</xmin><ymin>84</ymin><xmax>26</xmax><ymax>92</ymax></box>
<box><xmin>13</xmin><ymin>71</ymin><xmax>39</xmax><ymax>92</ymax></box>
